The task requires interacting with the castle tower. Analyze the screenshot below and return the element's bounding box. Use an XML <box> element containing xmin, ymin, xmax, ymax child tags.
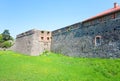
<box><xmin>14</xmin><ymin>29</ymin><xmax>51</xmax><ymax>56</ymax></box>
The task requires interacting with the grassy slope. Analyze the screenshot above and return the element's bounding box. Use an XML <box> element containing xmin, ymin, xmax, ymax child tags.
<box><xmin>0</xmin><ymin>51</ymin><xmax>120</xmax><ymax>81</ymax></box>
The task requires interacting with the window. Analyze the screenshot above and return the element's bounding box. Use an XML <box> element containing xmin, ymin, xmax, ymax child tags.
<box><xmin>47</xmin><ymin>37</ymin><xmax>49</xmax><ymax>40</ymax></box>
<box><xmin>41</xmin><ymin>31</ymin><xmax>44</xmax><ymax>33</ymax></box>
<box><xmin>95</xmin><ymin>36</ymin><xmax>101</xmax><ymax>46</ymax></box>
<box><xmin>41</xmin><ymin>37</ymin><xmax>44</xmax><ymax>40</ymax></box>
<box><xmin>111</xmin><ymin>13</ymin><xmax>116</xmax><ymax>19</ymax></box>
<box><xmin>47</xmin><ymin>32</ymin><xmax>50</xmax><ymax>34</ymax></box>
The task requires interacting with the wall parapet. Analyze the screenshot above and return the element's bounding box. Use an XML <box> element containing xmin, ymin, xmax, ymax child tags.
<box><xmin>16</xmin><ymin>29</ymin><xmax>36</xmax><ymax>39</ymax></box>
<box><xmin>52</xmin><ymin>22</ymin><xmax>82</xmax><ymax>36</ymax></box>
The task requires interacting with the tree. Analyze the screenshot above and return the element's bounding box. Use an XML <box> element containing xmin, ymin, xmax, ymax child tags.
<box><xmin>0</xmin><ymin>29</ymin><xmax>14</xmax><ymax>49</ymax></box>
<box><xmin>2</xmin><ymin>29</ymin><xmax>11</xmax><ymax>41</ymax></box>
<box><xmin>1</xmin><ymin>41</ymin><xmax>13</xmax><ymax>50</ymax></box>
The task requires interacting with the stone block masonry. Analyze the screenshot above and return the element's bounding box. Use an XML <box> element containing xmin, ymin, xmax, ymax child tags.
<box><xmin>12</xmin><ymin>3</ymin><xmax>120</xmax><ymax>58</ymax></box>
<box><xmin>51</xmin><ymin>3</ymin><xmax>120</xmax><ymax>58</ymax></box>
<box><xmin>51</xmin><ymin>18</ymin><xmax>120</xmax><ymax>58</ymax></box>
<box><xmin>13</xmin><ymin>29</ymin><xmax>51</xmax><ymax>56</ymax></box>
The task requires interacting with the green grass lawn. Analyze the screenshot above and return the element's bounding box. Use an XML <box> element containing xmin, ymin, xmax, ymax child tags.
<box><xmin>0</xmin><ymin>51</ymin><xmax>120</xmax><ymax>81</ymax></box>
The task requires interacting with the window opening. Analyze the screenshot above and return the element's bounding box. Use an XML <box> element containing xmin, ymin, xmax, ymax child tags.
<box><xmin>111</xmin><ymin>13</ymin><xmax>116</xmax><ymax>19</ymax></box>
<box><xmin>47</xmin><ymin>37</ymin><xmax>49</xmax><ymax>40</ymax></box>
<box><xmin>41</xmin><ymin>31</ymin><xmax>44</xmax><ymax>33</ymax></box>
<box><xmin>41</xmin><ymin>37</ymin><xmax>44</xmax><ymax>40</ymax></box>
<box><xmin>47</xmin><ymin>32</ymin><xmax>50</xmax><ymax>34</ymax></box>
<box><xmin>95</xmin><ymin>36</ymin><xmax>101</xmax><ymax>46</ymax></box>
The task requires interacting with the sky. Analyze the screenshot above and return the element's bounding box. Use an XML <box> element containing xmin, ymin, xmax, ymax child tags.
<box><xmin>0</xmin><ymin>0</ymin><xmax>120</xmax><ymax>38</ymax></box>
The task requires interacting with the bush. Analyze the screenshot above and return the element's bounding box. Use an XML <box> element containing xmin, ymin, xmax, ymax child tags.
<box><xmin>0</xmin><ymin>30</ymin><xmax>14</xmax><ymax>48</ymax></box>
<box><xmin>1</xmin><ymin>41</ymin><xmax>13</xmax><ymax>48</ymax></box>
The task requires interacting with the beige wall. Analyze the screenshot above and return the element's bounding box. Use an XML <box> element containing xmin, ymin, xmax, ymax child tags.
<box><xmin>13</xmin><ymin>29</ymin><xmax>51</xmax><ymax>56</ymax></box>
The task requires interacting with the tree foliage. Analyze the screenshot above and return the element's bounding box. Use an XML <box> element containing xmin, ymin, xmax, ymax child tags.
<box><xmin>0</xmin><ymin>29</ymin><xmax>14</xmax><ymax>49</ymax></box>
<box><xmin>1</xmin><ymin>41</ymin><xmax>13</xmax><ymax>48</ymax></box>
<box><xmin>2</xmin><ymin>29</ymin><xmax>11</xmax><ymax>41</ymax></box>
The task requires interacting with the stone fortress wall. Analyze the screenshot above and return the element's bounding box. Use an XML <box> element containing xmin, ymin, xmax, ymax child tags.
<box><xmin>13</xmin><ymin>3</ymin><xmax>120</xmax><ymax>57</ymax></box>
<box><xmin>14</xmin><ymin>29</ymin><xmax>51</xmax><ymax>56</ymax></box>
<box><xmin>51</xmin><ymin>4</ymin><xmax>120</xmax><ymax>58</ymax></box>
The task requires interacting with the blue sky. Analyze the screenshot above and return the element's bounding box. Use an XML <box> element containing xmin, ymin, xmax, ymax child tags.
<box><xmin>0</xmin><ymin>0</ymin><xmax>120</xmax><ymax>38</ymax></box>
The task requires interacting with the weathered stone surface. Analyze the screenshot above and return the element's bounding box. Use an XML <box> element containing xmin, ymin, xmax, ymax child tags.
<box><xmin>12</xmin><ymin>29</ymin><xmax>51</xmax><ymax>56</ymax></box>
<box><xmin>51</xmin><ymin>18</ymin><xmax>120</xmax><ymax>58</ymax></box>
<box><xmin>11</xmin><ymin>5</ymin><xmax>120</xmax><ymax>58</ymax></box>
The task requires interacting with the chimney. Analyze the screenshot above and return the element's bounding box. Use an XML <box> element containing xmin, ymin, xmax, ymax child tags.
<box><xmin>114</xmin><ymin>2</ymin><xmax>118</xmax><ymax>8</ymax></box>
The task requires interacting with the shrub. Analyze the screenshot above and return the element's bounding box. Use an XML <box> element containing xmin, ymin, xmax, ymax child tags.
<box><xmin>1</xmin><ymin>41</ymin><xmax>13</xmax><ymax>49</ymax></box>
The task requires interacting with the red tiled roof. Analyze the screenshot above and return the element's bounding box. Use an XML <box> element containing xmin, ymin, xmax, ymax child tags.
<box><xmin>83</xmin><ymin>4</ymin><xmax>120</xmax><ymax>22</ymax></box>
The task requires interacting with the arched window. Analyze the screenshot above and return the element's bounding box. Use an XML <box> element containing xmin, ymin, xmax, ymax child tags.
<box><xmin>95</xmin><ymin>36</ymin><xmax>102</xmax><ymax>46</ymax></box>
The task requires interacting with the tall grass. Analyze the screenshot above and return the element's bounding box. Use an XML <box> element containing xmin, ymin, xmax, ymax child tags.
<box><xmin>0</xmin><ymin>51</ymin><xmax>120</xmax><ymax>81</ymax></box>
